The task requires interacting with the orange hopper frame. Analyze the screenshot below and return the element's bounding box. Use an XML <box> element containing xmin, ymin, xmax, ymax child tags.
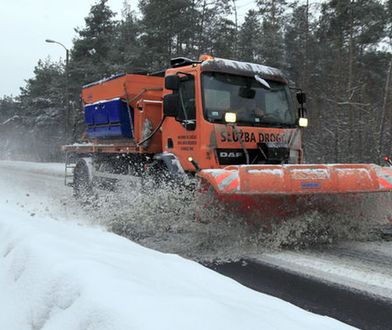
<box><xmin>65</xmin><ymin>74</ymin><xmax>164</xmax><ymax>155</ymax></box>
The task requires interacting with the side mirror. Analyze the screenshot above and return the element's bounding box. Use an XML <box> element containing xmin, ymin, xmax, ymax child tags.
<box><xmin>296</xmin><ymin>91</ymin><xmax>306</xmax><ymax>104</ymax></box>
<box><xmin>163</xmin><ymin>94</ymin><xmax>179</xmax><ymax>117</ymax></box>
<box><xmin>165</xmin><ymin>75</ymin><xmax>180</xmax><ymax>90</ymax></box>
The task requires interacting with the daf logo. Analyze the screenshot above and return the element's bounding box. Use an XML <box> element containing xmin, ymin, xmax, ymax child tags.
<box><xmin>220</xmin><ymin>152</ymin><xmax>243</xmax><ymax>158</ymax></box>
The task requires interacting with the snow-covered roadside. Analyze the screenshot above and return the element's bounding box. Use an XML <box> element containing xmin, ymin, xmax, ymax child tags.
<box><xmin>0</xmin><ymin>160</ymin><xmax>89</xmax><ymax>224</ymax></box>
<box><xmin>0</xmin><ymin>163</ymin><xmax>354</xmax><ymax>329</ymax></box>
<box><xmin>255</xmin><ymin>242</ymin><xmax>392</xmax><ymax>301</ymax></box>
<box><xmin>0</xmin><ymin>160</ymin><xmax>64</xmax><ymax>177</ymax></box>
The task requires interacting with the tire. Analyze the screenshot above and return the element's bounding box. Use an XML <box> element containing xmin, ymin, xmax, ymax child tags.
<box><xmin>73</xmin><ymin>158</ymin><xmax>94</xmax><ymax>200</ymax></box>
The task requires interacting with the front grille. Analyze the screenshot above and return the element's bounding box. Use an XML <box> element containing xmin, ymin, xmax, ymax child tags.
<box><xmin>216</xmin><ymin>143</ymin><xmax>290</xmax><ymax>165</ymax></box>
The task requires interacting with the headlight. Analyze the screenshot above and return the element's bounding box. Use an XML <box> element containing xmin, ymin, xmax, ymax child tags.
<box><xmin>298</xmin><ymin>117</ymin><xmax>308</xmax><ymax>127</ymax></box>
<box><xmin>225</xmin><ymin>112</ymin><xmax>237</xmax><ymax>123</ymax></box>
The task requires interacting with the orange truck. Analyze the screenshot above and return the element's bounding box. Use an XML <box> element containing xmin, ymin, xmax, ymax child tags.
<box><xmin>64</xmin><ymin>55</ymin><xmax>392</xmax><ymax>221</ymax></box>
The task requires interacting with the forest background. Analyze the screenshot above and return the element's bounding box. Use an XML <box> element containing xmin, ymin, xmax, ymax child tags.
<box><xmin>1</xmin><ymin>0</ymin><xmax>392</xmax><ymax>164</ymax></box>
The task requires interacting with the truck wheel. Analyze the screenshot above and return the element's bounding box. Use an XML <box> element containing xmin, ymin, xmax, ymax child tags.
<box><xmin>73</xmin><ymin>158</ymin><xmax>94</xmax><ymax>200</ymax></box>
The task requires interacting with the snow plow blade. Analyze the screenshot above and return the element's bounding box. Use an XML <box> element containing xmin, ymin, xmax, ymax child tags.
<box><xmin>198</xmin><ymin>164</ymin><xmax>392</xmax><ymax>195</ymax></box>
<box><xmin>197</xmin><ymin>164</ymin><xmax>392</xmax><ymax>221</ymax></box>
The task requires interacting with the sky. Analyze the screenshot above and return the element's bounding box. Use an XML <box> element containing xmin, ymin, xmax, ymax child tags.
<box><xmin>0</xmin><ymin>0</ymin><xmax>257</xmax><ymax>97</ymax></box>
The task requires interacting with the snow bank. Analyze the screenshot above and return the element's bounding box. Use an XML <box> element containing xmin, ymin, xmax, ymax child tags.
<box><xmin>0</xmin><ymin>208</ymin><xmax>354</xmax><ymax>329</ymax></box>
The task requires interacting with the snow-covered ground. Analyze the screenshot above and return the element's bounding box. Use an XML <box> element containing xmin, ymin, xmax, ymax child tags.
<box><xmin>0</xmin><ymin>161</ymin><xmax>354</xmax><ymax>329</ymax></box>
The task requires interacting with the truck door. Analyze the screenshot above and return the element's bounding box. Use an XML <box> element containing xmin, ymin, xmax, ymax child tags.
<box><xmin>163</xmin><ymin>73</ymin><xmax>199</xmax><ymax>172</ymax></box>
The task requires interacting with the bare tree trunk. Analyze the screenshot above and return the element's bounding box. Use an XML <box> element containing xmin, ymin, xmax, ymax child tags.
<box><xmin>271</xmin><ymin>1</ymin><xmax>277</xmax><ymax>60</ymax></box>
<box><xmin>302</xmin><ymin>0</ymin><xmax>309</xmax><ymax>91</ymax></box>
<box><xmin>358</xmin><ymin>84</ymin><xmax>365</xmax><ymax>161</ymax></box>
<box><xmin>378</xmin><ymin>56</ymin><xmax>392</xmax><ymax>159</ymax></box>
<box><xmin>334</xmin><ymin>38</ymin><xmax>344</xmax><ymax>163</ymax></box>
<box><xmin>232</xmin><ymin>0</ymin><xmax>238</xmax><ymax>57</ymax></box>
<box><xmin>347</xmin><ymin>0</ymin><xmax>354</xmax><ymax>162</ymax></box>
<box><xmin>198</xmin><ymin>0</ymin><xmax>208</xmax><ymax>56</ymax></box>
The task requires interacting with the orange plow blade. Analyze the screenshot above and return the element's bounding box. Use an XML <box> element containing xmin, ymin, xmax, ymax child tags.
<box><xmin>197</xmin><ymin>164</ymin><xmax>392</xmax><ymax>222</ymax></box>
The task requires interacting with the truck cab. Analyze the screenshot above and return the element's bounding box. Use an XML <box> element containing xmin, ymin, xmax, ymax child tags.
<box><xmin>161</xmin><ymin>55</ymin><xmax>307</xmax><ymax>172</ymax></box>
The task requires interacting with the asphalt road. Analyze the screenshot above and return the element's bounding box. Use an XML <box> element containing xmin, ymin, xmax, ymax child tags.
<box><xmin>207</xmin><ymin>259</ymin><xmax>392</xmax><ymax>330</ymax></box>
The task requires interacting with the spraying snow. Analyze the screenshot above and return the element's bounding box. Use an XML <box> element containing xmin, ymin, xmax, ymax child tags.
<box><xmin>81</xmin><ymin>173</ymin><xmax>390</xmax><ymax>261</ymax></box>
<box><xmin>1</xmin><ymin>160</ymin><xmax>389</xmax><ymax>263</ymax></box>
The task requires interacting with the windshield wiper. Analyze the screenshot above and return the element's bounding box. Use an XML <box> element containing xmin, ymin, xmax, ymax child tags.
<box><xmin>254</xmin><ymin>75</ymin><xmax>271</xmax><ymax>90</ymax></box>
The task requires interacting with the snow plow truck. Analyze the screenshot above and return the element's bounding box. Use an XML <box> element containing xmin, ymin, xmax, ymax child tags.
<box><xmin>63</xmin><ymin>55</ymin><xmax>392</xmax><ymax>222</ymax></box>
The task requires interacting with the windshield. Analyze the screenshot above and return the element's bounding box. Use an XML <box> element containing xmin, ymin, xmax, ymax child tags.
<box><xmin>202</xmin><ymin>72</ymin><xmax>295</xmax><ymax>127</ymax></box>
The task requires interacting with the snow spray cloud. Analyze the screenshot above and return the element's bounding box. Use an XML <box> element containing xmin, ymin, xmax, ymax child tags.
<box><xmin>79</xmin><ymin>177</ymin><xmax>392</xmax><ymax>262</ymax></box>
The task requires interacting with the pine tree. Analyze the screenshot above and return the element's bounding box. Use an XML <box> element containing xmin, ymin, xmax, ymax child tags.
<box><xmin>138</xmin><ymin>0</ymin><xmax>199</xmax><ymax>69</ymax></box>
<box><xmin>19</xmin><ymin>59</ymin><xmax>65</xmax><ymax>110</ymax></box>
<box><xmin>70</xmin><ymin>0</ymin><xmax>118</xmax><ymax>87</ymax></box>
<box><xmin>238</xmin><ymin>10</ymin><xmax>262</xmax><ymax>63</ymax></box>
<box><xmin>197</xmin><ymin>0</ymin><xmax>235</xmax><ymax>57</ymax></box>
<box><xmin>379</xmin><ymin>0</ymin><xmax>392</xmax><ymax>157</ymax></box>
<box><xmin>0</xmin><ymin>96</ymin><xmax>21</xmax><ymax>122</ymax></box>
<box><xmin>111</xmin><ymin>2</ymin><xmax>142</xmax><ymax>73</ymax></box>
<box><xmin>257</xmin><ymin>0</ymin><xmax>287</xmax><ymax>67</ymax></box>
<box><xmin>284</xmin><ymin>1</ymin><xmax>327</xmax><ymax>162</ymax></box>
<box><xmin>209</xmin><ymin>17</ymin><xmax>237</xmax><ymax>58</ymax></box>
<box><xmin>284</xmin><ymin>1</ymin><xmax>314</xmax><ymax>88</ymax></box>
<box><xmin>314</xmin><ymin>0</ymin><xmax>386</xmax><ymax>162</ymax></box>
